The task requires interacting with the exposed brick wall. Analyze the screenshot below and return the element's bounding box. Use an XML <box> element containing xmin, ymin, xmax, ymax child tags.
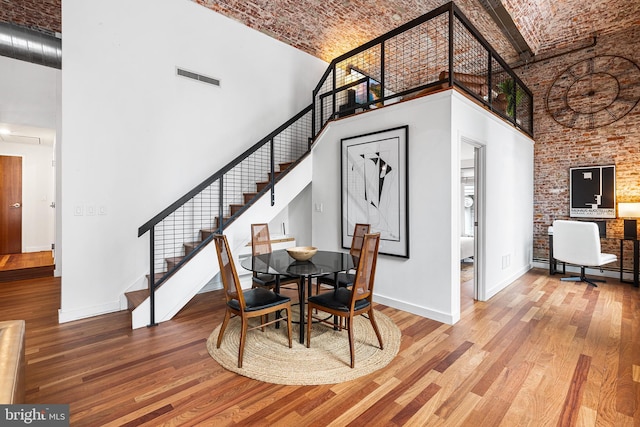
<box><xmin>518</xmin><ymin>24</ymin><xmax>640</xmax><ymax>269</ymax></box>
<box><xmin>0</xmin><ymin>0</ymin><xmax>60</xmax><ymax>34</ymax></box>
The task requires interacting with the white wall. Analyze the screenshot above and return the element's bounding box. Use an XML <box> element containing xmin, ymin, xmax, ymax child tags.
<box><xmin>60</xmin><ymin>0</ymin><xmax>327</xmax><ymax>321</ymax></box>
<box><xmin>311</xmin><ymin>90</ymin><xmax>533</xmax><ymax>324</ymax></box>
<box><xmin>451</xmin><ymin>91</ymin><xmax>534</xmax><ymax>302</ymax></box>
<box><xmin>0</xmin><ymin>55</ymin><xmax>58</xmax><ymax>253</ymax></box>
<box><xmin>0</xmin><ymin>56</ymin><xmax>59</xmax><ymax>128</ymax></box>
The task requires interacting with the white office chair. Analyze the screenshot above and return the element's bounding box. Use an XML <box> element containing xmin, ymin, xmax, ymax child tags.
<box><xmin>552</xmin><ymin>220</ymin><xmax>617</xmax><ymax>287</ymax></box>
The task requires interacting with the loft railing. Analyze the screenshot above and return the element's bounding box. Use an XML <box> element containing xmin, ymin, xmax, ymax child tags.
<box><xmin>138</xmin><ymin>1</ymin><xmax>532</xmax><ymax>326</ymax></box>
<box><xmin>312</xmin><ymin>2</ymin><xmax>533</xmax><ymax>137</ymax></box>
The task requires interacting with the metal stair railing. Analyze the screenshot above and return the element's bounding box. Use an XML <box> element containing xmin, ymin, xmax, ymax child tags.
<box><xmin>137</xmin><ymin>106</ymin><xmax>313</xmax><ymax>326</ymax></box>
<box><xmin>138</xmin><ymin>1</ymin><xmax>533</xmax><ymax>327</ymax></box>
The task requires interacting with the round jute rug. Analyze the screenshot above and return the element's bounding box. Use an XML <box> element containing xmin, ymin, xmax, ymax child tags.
<box><xmin>206</xmin><ymin>310</ymin><xmax>401</xmax><ymax>385</ymax></box>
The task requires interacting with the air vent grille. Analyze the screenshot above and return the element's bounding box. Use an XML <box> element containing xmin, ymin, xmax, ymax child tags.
<box><xmin>176</xmin><ymin>67</ymin><xmax>220</xmax><ymax>87</ymax></box>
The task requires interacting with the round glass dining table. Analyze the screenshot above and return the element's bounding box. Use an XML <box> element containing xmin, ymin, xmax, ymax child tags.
<box><xmin>241</xmin><ymin>249</ymin><xmax>355</xmax><ymax>343</ymax></box>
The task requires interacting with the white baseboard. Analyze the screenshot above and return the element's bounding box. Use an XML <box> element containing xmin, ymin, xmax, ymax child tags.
<box><xmin>58</xmin><ymin>300</ymin><xmax>121</xmax><ymax>324</ymax></box>
<box><xmin>373</xmin><ymin>294</ymin><xmax>455</xmax><ymax>325</ymax></box>
<box><xmin>24</xmin><ymin>246</ymin><xmax>53</xmax><ymax>253</ymax></box>
<box><xmin>484</xmin><ymin>264</ymin><xmax>532</xmax><ymax>300</ymax></box>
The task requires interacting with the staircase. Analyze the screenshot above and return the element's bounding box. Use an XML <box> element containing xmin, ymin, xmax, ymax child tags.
<box><xmin>133</xmin><ymin>1</ymin><xmax>533</xmax><ymax>329</ymax></box>
<box><xmin>129</xmin><ymin>154</ymin><xmax>312</xmax><ymax>328</ymax></box>
<box><xmin>124</xmin><ymin>161</ymin><xmax>296</xmax><ymax>312</ymax></box>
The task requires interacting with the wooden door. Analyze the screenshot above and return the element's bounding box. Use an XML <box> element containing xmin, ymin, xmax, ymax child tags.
<box><xmin>0</xmin><ymin>155</ymin><xmax>22</xmax><ymax>254</ymax></box>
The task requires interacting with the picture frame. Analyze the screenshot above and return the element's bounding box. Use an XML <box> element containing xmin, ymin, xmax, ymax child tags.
<box><xmin>341</xmin><ymin>126</ymin><xmax>409</xmax><ymax>258</ymax></box>
<box><xmin>569</xmin><ymin>164</ymin><xmax>615</xmax><ymax>218</ymax></box>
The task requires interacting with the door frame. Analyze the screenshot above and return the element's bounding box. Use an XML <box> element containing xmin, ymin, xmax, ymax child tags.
<box><xmin>459</xmin><ymin>137</ymin><xmax>485</xmax><ymax>301</ymax></box>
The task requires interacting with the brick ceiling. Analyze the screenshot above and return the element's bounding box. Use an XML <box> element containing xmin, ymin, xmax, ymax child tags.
<box><xmin>192</xmin><ymin>0</ymin><xmax>639</xmax><ymax>65</ymax></box>
<box><xmin>1</xmin><ymin>0</ymin><xmax>638</xmax><ymax>65</ymax></box>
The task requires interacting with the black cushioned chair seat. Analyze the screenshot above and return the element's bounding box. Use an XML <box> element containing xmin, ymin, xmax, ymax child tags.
<box><xmin>252</xmin><ymin>273</ymin><xmax>276</xmax><ymax>286</ymax></box>
<box><xmin>228</xmin><ymin>287</ymin><xmax>291</xmax><ymax>312</ymax></box>
<box><xmin>307</xmin><ymin>287</ymin><xmax>370</xmax><ymax>312</ymax></box>
<box><xmin>252</xmin><ymin>272</ymin><xmax>299</xmax><ymax>288</ymax></box>
<box><xmin>318</xmin><ymin>272</ymin><xmax>354</xmax><ymax>288</ymax></box>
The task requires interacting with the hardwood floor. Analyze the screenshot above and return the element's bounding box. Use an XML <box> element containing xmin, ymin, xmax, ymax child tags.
<box><xmin>1</xmin><ymin>269</ymin><xmax>639</xmax><ymax>426</ymax></box>
<box><xmin>0</xmin><ymin>251</ymin><xmax>54</xmax><ymax>282</ymax></box>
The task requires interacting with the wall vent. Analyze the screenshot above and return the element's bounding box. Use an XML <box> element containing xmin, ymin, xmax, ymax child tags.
<box><xmin>176</xmin><ymin>67</ymin><xmax>220</xmax><ymax>87</ymax></box>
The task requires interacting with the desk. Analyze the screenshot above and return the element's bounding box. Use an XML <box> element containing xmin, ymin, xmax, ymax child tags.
<box><xmin>241</xmin><ymin>250</ymin><xmax>355</xmax><ymax>343</ymax></box>
<box><xmin>619</xmin><ymin>238</ymin><xmax>639</xmax><ymax>287</ymax></box>
<box><xmin>548</xmin><ymin>230</ymin><xmax>639</xmax><ymax>287</ymax></box>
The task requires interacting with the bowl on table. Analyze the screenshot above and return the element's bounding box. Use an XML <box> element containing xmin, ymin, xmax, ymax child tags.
<box><xmin>286</xmin><ymin>246</ymin><xmax>318</xmax><ymax>261</ymax></box>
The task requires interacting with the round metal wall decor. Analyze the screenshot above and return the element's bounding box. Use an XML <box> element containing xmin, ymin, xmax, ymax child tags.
<box><xmin>546</xmin><ymin>55</ymin><xmax>640</xmax><ymax>129</ymax></box>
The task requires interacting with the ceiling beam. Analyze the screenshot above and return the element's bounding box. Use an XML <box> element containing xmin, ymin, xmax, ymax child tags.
<box><xmin>476</xmin><ymin>0</ymin><xmax>534</xmax><ymax>61</ymax></box>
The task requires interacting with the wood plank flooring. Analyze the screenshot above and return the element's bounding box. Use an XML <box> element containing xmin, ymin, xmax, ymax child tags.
<box><xmin>0</xmin><ymin>251</ymin><xmax>54</xmax><ymax>282</ymax></box>
<box><xmin>1</xmin><ymin>268</ymin><xmax>639</xmax><ymax>426</ymax></box>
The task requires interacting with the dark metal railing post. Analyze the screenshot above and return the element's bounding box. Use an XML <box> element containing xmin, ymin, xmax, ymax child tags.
<box><xmin>148</xmin><ymin>228</ymin><xmax>157</xmax><ymax>327</ymax></box>
<box><xmin>488</xmin><ymin>52</ymin><xmax>493</xmax><ymax>109</ymax></box>
<box><xmin>311</xmin><ymin>94</ymin><xmax>316</xmax><ymax>137</ymax></box>
<box><xmin>331</xmin><ymin>63</ymin><xmax>337</xmax><ymax>119</ymax></box>
<box><xmin>217</xmin><ymin>177</ymin><xmax>224</xmax><ymax>233</ymax></box>
<box><xmin>448</xmin><ymin>5</ymin><xmax>454</xmax><ymax>86</ymax></box>
<box><xmin>512</xmin><ymin>79</ymin><xmax>517</xmax><ymax>125</ymax></box>
<box><xmin>270</xmin><ymin>139</ymin><xmax>275</xmax><ymax>206</ymax></box>
<box><xmin>380</xmin><ymin>41</ymin><xmax>385</xmax><ymax>107</ymax></box>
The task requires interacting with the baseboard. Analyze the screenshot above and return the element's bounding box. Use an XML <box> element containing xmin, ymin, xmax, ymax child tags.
<box><xmin>24</xmin><ymin>246</ymin><xmax>53</xmax><ymax>253</ymax></box>
<box><xmin>373</xmin><ymin>294</ymin><xmax>455</xmax><ymax>324</ymax></box>
<box><xmin>484</xmin><ymin>264</ymin><xmax>532</xmax><ymax>300</ymax></box>
<box><xmin>58</xmin><ymin>300</ymin><xmax>121</xmax><ymax>324</ymax></box>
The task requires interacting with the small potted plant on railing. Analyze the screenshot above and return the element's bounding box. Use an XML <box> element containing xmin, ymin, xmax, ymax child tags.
<box><xmin>496</xmin><ymin>78</ymin><xmax>525</xmax><ymax>118</ymax></box>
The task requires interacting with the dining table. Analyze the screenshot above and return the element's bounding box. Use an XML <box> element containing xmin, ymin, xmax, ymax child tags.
<box><xmin>240</xmin><ymin>249</ymin><xmax>356</xmax><ymax>343</ymax></box>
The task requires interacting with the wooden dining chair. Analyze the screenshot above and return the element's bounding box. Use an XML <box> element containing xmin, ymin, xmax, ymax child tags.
<box><xmin>306</xmin><ymin>233</ymin><xmax>383</xmax><ymax>368</ymax></box>
<box><xmin>251</xmin><ymin>223</ymin><xmax>300</xmax><ymax>292</ymax></box>
<box><xmin>213</xmin><ymin>234</ymin><xmax>293</xmax><ymax>368</ymax></box>
<box><xmin>316</xmin><ymin>223</ymin><xmax>370</xmax><ymax>293</ymax></box>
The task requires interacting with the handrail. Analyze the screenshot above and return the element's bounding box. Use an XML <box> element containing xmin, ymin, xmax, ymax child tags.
<box><xmin>138</xmin><ymin>104</ymin><xmax>312</xmax><ymax>237</ymax></box>
<box><xmin>312</xmin><ymin>1</ymin><xmax>533</xmax><ymax>136</ymax></box>
<box><xmin>137</xmin><ymin>1</ymin><xmax>533</xmax><ymax>326</ymax></box>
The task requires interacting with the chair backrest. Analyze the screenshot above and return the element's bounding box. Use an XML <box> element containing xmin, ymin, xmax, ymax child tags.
<box><xmin>213</xmin><ymin>234</ymin><xmax>245</xmax><ymax>309</ymax></box>
<box><xmin>251</xmin><ymin>223</ymin><xmax>272</xmax><ymax>256</ymax></box>
<box><xmin>349</xmin><ymin>233</ymin><xmax>380</xmax><ymax>308</ymax></box>
<box><xmin>552</xmin><ymin>220</ymin><xmax>602</xmax><ymax>266</ymax></box>
<box><xmin>350</xmin><ymin>223</ymin><xmax>371</xmax><ymax>258</ymax></box>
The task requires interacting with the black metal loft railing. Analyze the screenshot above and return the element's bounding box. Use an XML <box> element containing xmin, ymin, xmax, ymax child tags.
<box><xmin>138</xmin><ymin>1</ymin><xmax>533</xmax><ymax>326</ymax></box>
<box><xmin>312</xmin><ymin>2</ymin><xmax>533</xmax><ymax>137</ymax></box>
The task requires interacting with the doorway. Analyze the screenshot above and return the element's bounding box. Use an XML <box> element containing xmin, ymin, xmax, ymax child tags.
<box><xmin>0</xmin><ymin>124</ymin><xmax>56</xmax><ymax>278</ymax></box>
<box><xmin>0</xmin><ymin>155</ymin><xmax>22</xmax><ymax>254</ymax></box>
<box><xmin>460</xmin><ymin>138</ymin><xmax>485</xmax><ymax>307</ymax></box>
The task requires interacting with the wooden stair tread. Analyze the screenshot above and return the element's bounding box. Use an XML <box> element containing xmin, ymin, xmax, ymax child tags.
<box><xmin>125</xmin><ymin>289</ymin><xmax>149</xmax><ymax>310</ymax></box>
<box><xmin>243</xmin><ymin>192</ymin><xmax>258</xmax><ymax>203</ymax></box>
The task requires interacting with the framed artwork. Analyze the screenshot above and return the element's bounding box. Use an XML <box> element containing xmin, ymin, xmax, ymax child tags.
<box><xmin>341</xmin><ymin>126</ymin><xmax>409</xmax><ymax>258</ymax></box>
<box><xmin>569</xmin><ymin>165</ymin><xmax>615</xmax><ymax>218</ymax></box>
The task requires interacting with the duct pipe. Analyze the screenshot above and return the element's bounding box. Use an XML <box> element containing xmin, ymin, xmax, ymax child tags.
<box><xmin>0</xmin><ymin>21</ymin><xmax>61</xmax><ymax>69</ymax></box>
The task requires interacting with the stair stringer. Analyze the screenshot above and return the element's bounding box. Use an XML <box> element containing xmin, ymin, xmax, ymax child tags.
<box><xmin>131</xmin><ymin>154</ymin><xmax>313</xmax><ymax>329</ymax></box>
